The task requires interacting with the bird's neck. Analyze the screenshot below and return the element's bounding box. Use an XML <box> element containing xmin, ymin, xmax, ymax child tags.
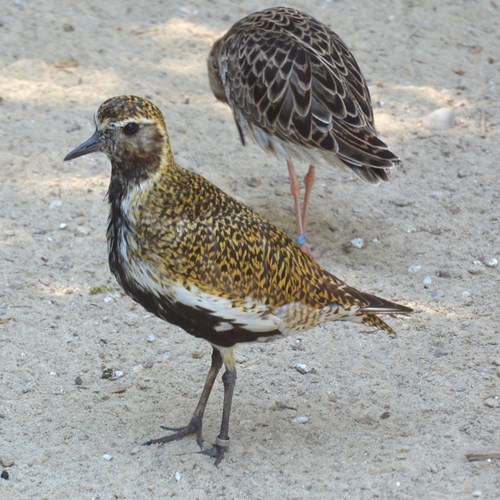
<box><xmin>107</xmin><ymin>139</ymin><xmax>179</xmax><ymax>204</ymax></box>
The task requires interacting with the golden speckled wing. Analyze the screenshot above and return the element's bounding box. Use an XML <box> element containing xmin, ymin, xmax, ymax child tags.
<box><xmin>212</xmin><ymin>7</ymin><xmax>399</xmax><ymax>182</ymax></box>
<box><xmin>125</xmin><ymin>166</ymin><xmax>404</xmax><ymax>333</ymax></box>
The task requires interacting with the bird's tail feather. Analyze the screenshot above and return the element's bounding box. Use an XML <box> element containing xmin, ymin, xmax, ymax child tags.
<box><xmin>346</xmin><ymin>287</ymin><xmax>413</xmax><ymax>334</ymax></box>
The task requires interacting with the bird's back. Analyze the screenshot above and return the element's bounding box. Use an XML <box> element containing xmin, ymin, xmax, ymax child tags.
<box><xmin>209</xmin><ymin>7</ymin><xmax>400</xmax><ymax>183</ymax></box>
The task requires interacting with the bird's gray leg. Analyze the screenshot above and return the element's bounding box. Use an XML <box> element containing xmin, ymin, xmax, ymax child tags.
<box><xmin>201</xmin><ymin>348</ymin><xmax>237</xmax><ymax>465</ymax></box>
<box><xmin>143</xmin><ymin>347</ymin><xmax>223</xmax><ymax>448</ymax></box>
<box><xmin>287</xmin><ymin>160</ymin><xmax>315</xmax><ymax>257</ymax></box>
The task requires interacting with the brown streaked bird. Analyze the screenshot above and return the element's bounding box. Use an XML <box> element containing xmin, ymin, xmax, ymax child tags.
<box><xmin>64</xmin><ymin>95</ymin><xmax>411</xmax><ymax>465</ymax></box>
<box><xmin>208</xmin><ymin>6</ymin><xmax>401</xmax><ymax>255</ymax></box>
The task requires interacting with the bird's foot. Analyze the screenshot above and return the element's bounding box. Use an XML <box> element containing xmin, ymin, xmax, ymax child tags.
<box><xmin>295</xmin><ymin>235</ymin><xmax>316</xmax><ymax>259</ymax></box>
<box><xmin>142</xmin><ymin>414</ymin><xmax>204</xmax><ymax>448</ymax></box>
<box><xmin>199</xmin><ymin>437</ymin><xmax>229</xmax><ymax>466</ymax></box>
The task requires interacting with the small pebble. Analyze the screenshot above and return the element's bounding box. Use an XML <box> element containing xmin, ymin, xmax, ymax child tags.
<box><xmin>108</xmin><ymin>385</ymin><xmax>127</xmax><ymax>394</ymax></box>
<box><xmin>143</xmin><ymin>360</ymin><xmax>154</xmax><ymax>369</ymax></box>
<box><xmin>130</xmin><ymin>447</ymin><xmax>140</xmax><ymax>456</ymax></box>
<box><xmin>423</xmin><ymin>107</ymin><xmax>455</xmax><ymax>130</ymax></box>
<box><xmin>408</xmin><ymin>264</ymin><xmax>421</xmax><ymax>273</ymax></box>
<box><xmin>246</xmin><ymin>176</ymin><xmax>262</xmax><ymax>187</ymax></box>
<box><xmin>380</xmin><ymin>411</ymin><xmax>391</xmax><ymax>419</ymax></box>
<box><xmin>483</xmin><ymin>396</ymin><xmax>499</xmax><ymax>408</ymax></box>
<box><xmin>1</xmin><ymin>470</ymin><xmax>8</xmax><ymax>480</ymax></box>
<box><xmin>0</xmin><ymin>458</ymin><xmax>14</xmax><ymax>467</ymax></box>
<box><xmin>485</xmin><ymin>258</ymin><xmax>498</xmax><ymax>268</ymax></box>
<box><xmin>175</xmin><ymin>471</ymin><xmax>182</xmax><ymax>482</ymax></box>
<box><xmin>293</xmin><ymin>338</ymin><xmax>305</xmax><ymax>351</ymax></box>
<box><xmin>327</xmin><ymin>390</ymin><xmax>337</xmax><ymax>403</ymax></box>
<box><xmin>74</xmin><ymin>375</ymin><xmax>83</xmax><ymax>386</ymax></box>
<box><xmin>101</xmin><ymin>368</ymin><xmax>124</xmax><ymax>380</ymax></box>
<box><xmin>59</xmin><ymin>223</ymin><xmax>67</xmax><ymax>230</ymax></box>
<box><xmin>49</xmin><ymin>371</ymin><xmax>57</xmax><ymax>377</ymax></box>
<box><xmin>53</xmin><ymin>57</ymin><xmax>79</xmax><ymax>69</ymax></box>
<box><xmin>49</xmin><ymin>199</ymin><xmax>62</xmax><ymax>209</ymax></box>
<box><xmin>146</xmin><ymin>334</ymin><xmax>156</xmax><ymax>343</ymax></box>
<box><xmin>472</xmin><ymin>489</ymin><xmax>482</xmax><ymax>497</ymax></box>
<box><xmin>292</xmin><ymin>415</ymin><xmax>309</xmax><ymax>424</ymax></box>
<box><xmin>294</xmin><ymin>362</ymin><xmax>312</xmax><ymax>374</ymax></box>
<box><xmin>423</xmin><ymin>276</ymin><xmax>432</xmax><ymax>287</ymax></box>
<box><xmin>468</xmin><ymin>261</ymin><xmax>484</xmax><ymax>275</ymax></box>
<box><xmin>437</xmin><ymin>270</ymin><xmax>451</xmax><ymax>278</ymax></box>
<box><xmin>76</xmin><ymin>226</ymin><xmax>91</xmax><ymax>236</ymax></box>
<box><xmin>102</xmin><ymin>454</ymin><xmax>113</xmax><ymax>461</ymax></box>
<box><xmin>350</xmin><ymin>237</ymin><xmax>365</xmax><ymax>249</ymax></box>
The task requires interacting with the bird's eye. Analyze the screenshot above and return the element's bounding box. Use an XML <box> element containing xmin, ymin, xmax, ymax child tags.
<box><xmin>123</xmin><ymin>122</ymin><xmax>139</xmax><ymax>136</ymax></box>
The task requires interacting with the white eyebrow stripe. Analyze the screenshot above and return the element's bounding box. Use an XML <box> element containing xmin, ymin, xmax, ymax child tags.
<box><xmin>97</xmin><ymin>118</ymin><xmax>157</xmax><ymax>130</ymax></box>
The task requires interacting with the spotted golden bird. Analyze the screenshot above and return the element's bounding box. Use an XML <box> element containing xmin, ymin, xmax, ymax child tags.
<box><xmin>208</xmin><ymin>7</ymin><xmax>401</xmax><ymax>255</ymax></box>
<box><xmin>64</xmin><ymin>95</ymin><xmax>411</xmax><ymax>465</ymax></box>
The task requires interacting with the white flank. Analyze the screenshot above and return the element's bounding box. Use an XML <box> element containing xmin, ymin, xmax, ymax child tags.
<box><xmin>171</xmin><ymin>284</ymin><xmax>286</xmax><ymax>334</ymax></box>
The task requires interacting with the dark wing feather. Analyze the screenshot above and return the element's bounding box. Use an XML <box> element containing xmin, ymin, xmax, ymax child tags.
<box><xmin>212</xmin><ymin>7</ymin><xmax>400</xmax><ymax>181</ymax></box>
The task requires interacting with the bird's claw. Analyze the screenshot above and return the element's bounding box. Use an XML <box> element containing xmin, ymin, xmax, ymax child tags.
<box><xmin>199</xmin><ymin>444</ymin><xmax>227</xmax><ymax>466</ymax></box>
<box><xmin>142</xmin><ymin>416</ymin><xmax>204</xmax><ymax>448</ymax></box>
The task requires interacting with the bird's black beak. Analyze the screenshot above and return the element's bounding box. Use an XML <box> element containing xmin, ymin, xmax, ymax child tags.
<box><xmin>64</xmin><ymin>129</ymin><xmax>101</xmax><ymax>161</ymax></box>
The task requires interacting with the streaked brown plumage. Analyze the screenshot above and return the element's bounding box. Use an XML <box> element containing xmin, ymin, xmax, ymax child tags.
<box><xmin>208</xmin><ymin>7</ymin><xmax>401</xmax><ymax>254</ymax></box>
<box><xmin>64</xmin><ymin>95</ymin><xmax>411</xmax><ymax>464</ymax></box>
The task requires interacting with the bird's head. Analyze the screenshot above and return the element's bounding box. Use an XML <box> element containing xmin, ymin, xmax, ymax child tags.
<box><xmin>64</xmin><ymin>95</ymin><xmax>172</xmax><ymax>182</ymax></box>
<box><xmin>207</xmin><ymin>38</ymin><xmax>228</xmax><ymax>104</ymax></box>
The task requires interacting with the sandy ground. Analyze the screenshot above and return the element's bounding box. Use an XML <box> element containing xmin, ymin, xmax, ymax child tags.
<box><xmin>1</xmin><ymin>0</ymin><xmax>499</xmax><ymax>498</ymax></box>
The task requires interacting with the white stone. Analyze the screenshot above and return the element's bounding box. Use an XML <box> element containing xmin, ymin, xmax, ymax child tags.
<box><xmin>423</xmin><ymin>107</ymin><xmax>455</xmax><ymax>130</ymax></box>
<box><xmin>294</xmin><ymin>362</ymin><xmax>312</xmax><ymax>374</ymax></box>
<box><xmin>292</xmin><ymin>415</ymin><xmax>309</xmax><ymax>424</ymax></box>
<box><xmin>408</xmin><ymin>264</ymin><xmax>421</xmax><ymax>273</ymax></box>
<box><xmin>49</xmin><ymin>199</ymin><xmax>62</xmax><ymax>209</ymax></box>
<box><xmin>350</xmin><ymin>237</ymin><xmax>365</xmax><ymax>249</ymax></box>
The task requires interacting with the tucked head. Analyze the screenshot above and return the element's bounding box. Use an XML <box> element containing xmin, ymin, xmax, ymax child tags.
<box><xmin>64</xmin><ymin>95</ymin><xmax>171</xmax><ymax>181</ymax></box>
<box><xmin>207</xmin><ymin>39</ymin><xmax>227</xmax><ymax>104</ymax></box>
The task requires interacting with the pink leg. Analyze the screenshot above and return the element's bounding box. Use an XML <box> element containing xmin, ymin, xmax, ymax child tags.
<box><xmin>286</xmin><ymin>160</ymin><xmax>315</xmax><ymax>257</ymax></box>
<box><xmin>302</xmin><ymin>165</ymin><xmax>315</xmax><ymax>233</ymax></box>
